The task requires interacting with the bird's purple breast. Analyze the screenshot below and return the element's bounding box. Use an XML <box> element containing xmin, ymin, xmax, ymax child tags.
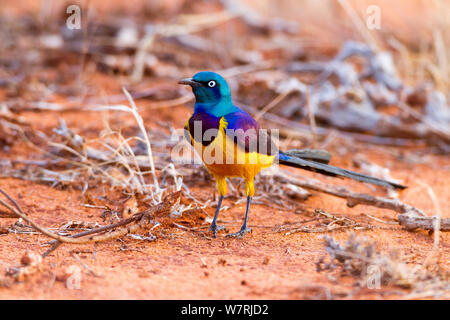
<box><xmin>186</xmin><ymin>112</ymin><xmax>221</xmax><ymax>146</ymax></box>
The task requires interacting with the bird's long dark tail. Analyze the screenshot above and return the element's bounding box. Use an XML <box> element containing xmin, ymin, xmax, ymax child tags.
<box><xmin>277</xmin><ymin>149</ymin><xmax>406</xmax><ymax>190</ymax></box>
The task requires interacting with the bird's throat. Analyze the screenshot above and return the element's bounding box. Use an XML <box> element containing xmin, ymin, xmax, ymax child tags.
<box><xmin>194</xmin><ymin>98</ymin><xmax>236</xmax><ymax>117</ymax></box>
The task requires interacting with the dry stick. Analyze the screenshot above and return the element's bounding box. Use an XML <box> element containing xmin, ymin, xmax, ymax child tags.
<box><xmin>42</xmin><ymin>214</ymin><xmax>143</xmax><ymax>258</ymax></box>
<box><xmin>11</xmin><ymin>124</ymin><xmax>134</xmax><ymax>188</ymax></box>
<box><xmin>147</xmin><ymin>94</ymin><xmax>193</xmax><ymax>109</ymax></box>
<box><xmin>433</xmin><ymin>28</ymin><xmax>449</xmax><ymax>86</ymax></box>
<box><xmin>337</xmin><ymin>0</ymin><xmax>380</xmax><ymax>51</ymax></box>
<box><xmin>397</xmin><ymin>100</ymin><xmax>450</xmax><ymax>142</ymax></box>
<box><xmin>0</xmin><ymin>188</ymin><xmax>24</xmax><ymax>214</ymax></box>
<box><xmin>272</xmin><ymin>171</ymin><xmax>450</xmax><ymax>231</ymax></box>
<box><xmin>71</xmin><ymin>252</ymin><xmax>102</xmax><ymax>278</ymax></box>
<box><xmin>123</xmin><ymin>89</ymin><xmax>160</xmax><ymax>193</ymax></box>
<box><xmin>0</xmin><ymin>196</ymin><xmax>91</xmax><ymax>245</ymax></box>
<box><xmin>0</xmin><ymin>187</ymin><xmax>180</xmax><ymax>248</ymax></box>
<box><xmin>397</xmin><ymin>214</ymin><xmax>449</xmax><ymax>231</ymax></box>
<box><xmin>305</xmin><ymin>87</ymin><xmax>317</xmax><ymax>148</ymax></box>
<box><xmin>131</xmin><ymin>11</ymin><xmax>237</xmax><ymax>82</ymax></box>
<box><xmin>254</xmin><ymin>89</ymin><xmax>291</xmax><ymax>122</ymax></box>
<box><xmin>92</xmin><ymin>91</ymin><xmax>162</xmax><ymax>200</ymax></box>
<box><xmin>0</xmin><ymin>191</ymin><xmax>22</xmax><ymax>218</ymax></box>
<box><xmin>10</xmin><ymin>60</ymin><xmax>277</xmax><ymax>113</ymax></box>
<box><xmin>363</xmin><ymin>213</ymin><xmax>398</xmax><ymax>225</ymax></box>
<box><xmin>239</xmin><ymin>102</ymin><xmax>425</xmax><ymax>147</ymax></box>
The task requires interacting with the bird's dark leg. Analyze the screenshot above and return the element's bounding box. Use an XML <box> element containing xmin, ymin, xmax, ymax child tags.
<box><xmin>209</xmin><ymin>195</ymin><xmax>225</xmax><ymax>238</ymax></box>
<box><xmin>226</xmin><ymin>196</ymin><xmax>252</xmax><ymax>238</ymax></box>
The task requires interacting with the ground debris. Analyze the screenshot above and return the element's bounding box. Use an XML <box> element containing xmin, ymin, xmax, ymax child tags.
<box><xmin>5</xmin><ymin>250</ymin><xmax>43</xmax><ymax>282</ymax></box>
<box><xmin>0</xmin><ymin>186</ymin><xmax>181</xmax><ymax>258</ymax></box>
<box><xmin>274</xmin><ymin>208</ymin><xmax>371</xmax><ymax>235</ymax></box>
<box><xmin>317</xmin><ymin>234</ymin><xmax>450</xmax><ymax>298</ymax></box>
<box><xmin>0</xmin><ymin>0</ymin><xmax>448</xmax><ymax>300</ymax></box>
<box><xmin>0</xmin><ymin>222</ymin><xmax>9</xmax><ymax>235</ymax></box>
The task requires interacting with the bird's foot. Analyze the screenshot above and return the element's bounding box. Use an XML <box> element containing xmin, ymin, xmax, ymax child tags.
<box><xmin>225</xmin><ymin>227</ymin><xmax>252</xmax><ymax>239</ymax></box>
<box><xmin>209</xmin><ymin>224</ymin><xmax>225</xmax><ymax>238</ymax></box>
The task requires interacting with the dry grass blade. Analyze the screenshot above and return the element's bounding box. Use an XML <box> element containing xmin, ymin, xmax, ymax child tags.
<box><xmin>123</xmin><ymin>87</ymin><xmax>161</xmax><ymax>198</ymax></box>
<box><xmin>0</xmin><ymin>187</ymin><xmax>180</xmax><ymax>251</ymax></box>
<box><xmin>318</xmin><ymin>234</ymin><xmax>450</xmax><ymax>298</ymax></box>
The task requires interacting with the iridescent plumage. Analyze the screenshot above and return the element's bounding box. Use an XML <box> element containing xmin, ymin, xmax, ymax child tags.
<box><xmin>179</xmin><ymin>71</ymin><xmax>406</xmax><ymax>238</ymax></box>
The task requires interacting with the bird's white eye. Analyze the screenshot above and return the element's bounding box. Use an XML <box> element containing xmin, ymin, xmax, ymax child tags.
<box><xmin>208</xmin><ymin>80</ymin><xmax>216</xmax><ymax>88</ymax></box>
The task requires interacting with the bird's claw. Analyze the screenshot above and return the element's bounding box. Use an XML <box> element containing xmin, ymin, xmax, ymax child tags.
<box><xmin>225</xmin><ymin>227</ymin><xmax>252</xmax><ymax>239</ymax></box>
<box><xmin>209</xmin><ymin>224</ymin><xmax>225</xmax><ymax>238</ymax></box>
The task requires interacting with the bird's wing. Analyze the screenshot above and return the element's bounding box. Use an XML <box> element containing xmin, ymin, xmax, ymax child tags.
<box><xmin>223</xmin><ymin>110</ymin><xmax>277</xmax><ymax>155</ymax></box>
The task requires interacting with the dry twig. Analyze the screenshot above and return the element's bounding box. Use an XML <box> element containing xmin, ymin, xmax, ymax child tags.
<box><xmin>272</xmin><ymin>170</ymin><xmax>450</xmax><ymax>231</ymax></box>
<box><xmin>0</xmin><ymin>187</ymin><xmax>180</xmax><ymax>257</ymax></box>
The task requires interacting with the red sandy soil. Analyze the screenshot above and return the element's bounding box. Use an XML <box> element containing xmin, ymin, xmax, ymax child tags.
<box><xmin>0</xmin><ymin>0</ymin><xmax>449</xmax><ymax>300</ymax></box>
<box><xmin>0</xmin><ymin>83</ymin><xmax>449</xmax><ymax>299</ymax></box>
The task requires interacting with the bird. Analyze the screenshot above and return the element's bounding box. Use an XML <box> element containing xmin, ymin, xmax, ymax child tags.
<box><xmin>179</xmin><ymin>71</ymin><xmax>406</xmax><ymax>238</ymax></box>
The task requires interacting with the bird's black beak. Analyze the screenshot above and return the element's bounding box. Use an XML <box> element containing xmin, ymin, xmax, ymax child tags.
<box><xmin>178</xmin><ymin>78</ymin><xmax>201</xmax><ymax>87</ymax></box>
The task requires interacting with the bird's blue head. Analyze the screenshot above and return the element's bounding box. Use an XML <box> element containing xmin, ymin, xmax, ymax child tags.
<box><xmin>179</xmin><ymin>71</ymin><xmax>236</xmax><ymax>117</ymax></box>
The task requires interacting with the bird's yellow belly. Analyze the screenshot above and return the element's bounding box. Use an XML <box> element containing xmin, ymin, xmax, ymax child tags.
<box><xmin>191</xmin><ymin>129</ymin><xmax>274</xmax><ymax>180</ymax></box>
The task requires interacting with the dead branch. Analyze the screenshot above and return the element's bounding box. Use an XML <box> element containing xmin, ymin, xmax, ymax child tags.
<box><xmin>220</xmin><ymin>0</ymin><xmax>298</xmax><ymax>34</ymax></box>
<box><xmin>282</xmin><ymin>41</ymin><xmax>450</xmax><ymax>147</ymax></box>
<box><xmin>397</xmin><ymin>214</ymin><xmax>449</xmax><ymax>231</ymax></box>
<box><xmin>240</xmin><ymin>102</ymin><xmax>427</xmax><ymax>147</ymax></box>
<box><xmin>0</xmin><ymin>187</ymin><xmax>180</xmax><ymax>253</ymax></box>
<box><xmin>272</xmin><ymin>170</ymin><xmax>449</xmax><ymax>231</ymax></box>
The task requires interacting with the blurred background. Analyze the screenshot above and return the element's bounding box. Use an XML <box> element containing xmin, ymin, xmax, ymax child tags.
<box><xmin>0</xmin><ymin>0</ymin><xmax>449</xmax><ymax>300</ymax></box>
<box><xmin>2</xmin><ymin>0</ymin><xmax>449</xmax><ymax>87</ymax></box>
<box><xmin>1</xmin><ymin>0</ymin><xmax>449</xmax><ymax>149</ymax></box>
